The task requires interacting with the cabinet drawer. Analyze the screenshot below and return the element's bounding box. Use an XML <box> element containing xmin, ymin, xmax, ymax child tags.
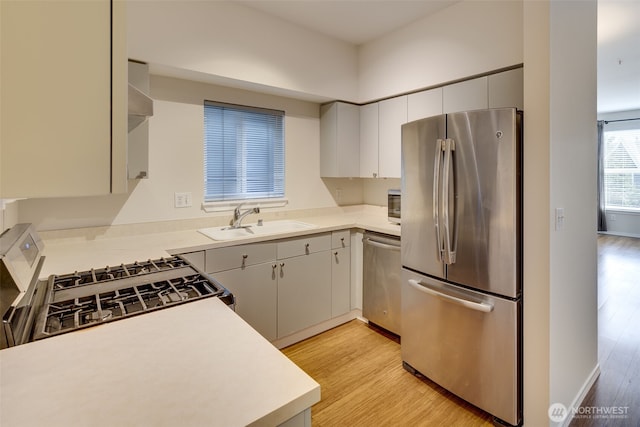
<box><xmin>179</xmin><ymin>251</ymin><xmax>205</xmax><ymax>271</ymax></box>
<box><xmin>277</xmin><ymin>233</ymin><xmax>331</xmax><ymax>259</ymax></box>
<box><xmin>206</xmin><ymin>242</ymin><xmax>276</xmax><ymax>273</ymax></box>
<box><xmin>331</xmin><ymin>230</ymin><xmax>350</xmax><ymax>249</ymax></box>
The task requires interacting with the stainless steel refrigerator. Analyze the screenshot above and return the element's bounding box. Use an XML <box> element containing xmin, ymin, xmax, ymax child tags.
<box><xmin>400</xmin><ymin>108</ymin><xmax>522</xmax><ymax>426</ymax></box>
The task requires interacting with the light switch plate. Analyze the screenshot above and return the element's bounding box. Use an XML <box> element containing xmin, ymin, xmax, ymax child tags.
<box><xmin>174</xmin><ymin>192</ymin><xmax>192</xmax><ymax>208</ymax></box>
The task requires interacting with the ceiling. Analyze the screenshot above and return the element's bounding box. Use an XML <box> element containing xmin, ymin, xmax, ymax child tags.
<box><xmin>238</xmin><ymin>0</ymin><xmax>640</xmax><ymax>114</ymax></box>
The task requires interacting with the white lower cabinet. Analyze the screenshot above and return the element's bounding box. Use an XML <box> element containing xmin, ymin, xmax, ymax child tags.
<box><xmin>205</xmin><ymin>231</ymin><xmax>351</xmax><ymax>343</ymax></box>
<box><xmin>331</xmin><ymin>247</ymin><xmax>350</xmax><ymax>317</ymax></box>
<box><xmin>277</xmin><ymin>250</ymin><xmax>332</xmax><ymax>338</ymax></box>
<box><xmin>214</xmin><ymin>263</ymin><xmax>278</xmax><ymax>341</ymax></box>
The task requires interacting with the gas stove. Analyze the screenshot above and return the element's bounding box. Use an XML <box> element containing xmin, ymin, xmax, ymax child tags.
<box><xmin>1</xmin><ymin>224</ymin><xmax>234</xmax><ymax>348</ymax></box>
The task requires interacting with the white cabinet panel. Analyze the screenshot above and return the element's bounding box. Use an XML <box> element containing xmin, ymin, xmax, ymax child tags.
<box><xmin>331</xmin><ymin>230</ymin><xmax>350</xmax><ymax>249</ymax></box>
<box><xmin>179</xmin><ymin>251</ymin><xmax>205</xmax><ymax>271</ymax></box>
<box><xmin>359</xmin><ymin>103</ymin><xmax>379</xmax><ymax>178</ymax></box>
<box><xmin>320</xmin><ymin>102</ymin><xmax>360</xmax><ymax>177</ymax></box>
<box><xmin>488</xmin><ymin>68</ymin><xmax>524</xmax><ymax>110</ymax></box>
<box><xmin>0</xmin><ymin>0</ymin><xmax>127</xmax><ymax>198</ymax></box>
<box><xmin>378</xmin><ymin>96</ymin><xmax>407</xmax><ymax>178</ymax></box>
<box><xmin>214</xmin><ymin>263</ymin><xmax>278</xmax><ymax>341</ymax></box>
<box><xmin>277</xmin><ymin>233</ymin><xmax>331</xmax><ymax>259</ymax></box>
<box><xmin>331</xmin><ymin>247</ymin><xmax>350</xmax><ymax>318</ymax></box>
<box><xmin>443</xmin><ymin>77</ymin><xmax>488</xmax><ymax>114</ymax></box>
<box><xmin>277</xmin><ymin>251</ymin><xmax>332</xmax><ymax>338</ymax></box>
<box><xmin>407</xmin><ymin>88</ymin><xmax>443</xmax><ymax>122</ymax></box>
<box><xmin>206</xmin><ymin>242</ymin><xmax>277</xmax><ymax>273</ymax></box>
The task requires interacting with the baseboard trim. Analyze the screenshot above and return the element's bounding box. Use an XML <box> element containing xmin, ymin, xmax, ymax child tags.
<box><xmin>561</xmin><ymin>364</ymin><xmax>601</xmax><ymax>427</ymax></box>
<box><xmin>273</xmin><ymin>310</ymin><xmax>361</xmax><ymax>349</ymax></box>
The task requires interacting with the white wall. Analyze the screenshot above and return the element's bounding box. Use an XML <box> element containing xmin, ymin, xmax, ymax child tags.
<box><xmin>597</xmin><ymin>109</ymin><xmax>640</xmax><ymax>237</ymax></box>
<box><xmin>522</xmin><ymin>2</ymin><xmax>552</xmax><ymax>423</ymax></box>
<box><xmin>548</xmin><ymin>0</ymin><xmax>599</xmax><ymax>419</ymax></box>
<box><xmin>17</xmin><ymin>76</ymin><xmax>364</xmax><ymax>231</ymax></box>
<box><xmin>0</xmin><ymin>200</ymin><xmax>19</xmax><ymax>233</ymax></box>
<box><xmin>127</xmin><ymin>1</ymin><xmax>358</xmax><ymax>103</ymax></box>
<box><xmin>357</xmin><ymin>0</ymin><xmax>523</xmax><ymax>102</ymax></box>
<box><xmin>523</xmin><ymin>1</ymin><xmax>599</xmax><ymax>425</ymax></box>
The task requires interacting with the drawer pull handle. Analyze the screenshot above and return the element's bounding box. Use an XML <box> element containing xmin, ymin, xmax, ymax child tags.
<box><xmin>241</xmin><ymin>254</ymin><xmax>248</xmax><ymax>267</ymax></box>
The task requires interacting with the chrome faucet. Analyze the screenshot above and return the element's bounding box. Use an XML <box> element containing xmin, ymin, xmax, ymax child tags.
<box><xmin>229</xmin><ymin>203</ymin><xmax>260</xmax><ymax>228</ymax></box>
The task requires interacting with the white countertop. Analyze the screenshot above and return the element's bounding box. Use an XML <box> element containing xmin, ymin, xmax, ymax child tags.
<box><xmin>0</xmin><ymin>298</ymin><xmax>320</xmax><ymax>427</ymax></box>
<box><xmin>38</xmin><ymin>207</ymin><xmax>400</xmax><ymax>276</ymax></box>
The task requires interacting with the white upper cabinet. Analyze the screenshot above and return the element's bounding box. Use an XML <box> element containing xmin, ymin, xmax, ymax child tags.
<box><xmin>0</xmin><ymin>0</ymin><xmax>127</xmax><ymax>198</ymax></box>
<box><xmin>359</xmin><ymin>103</ymin><xmax>379</xmax><ymax>178</ymax></box>
<box><xmin>320</xmin><ymin>102</ymin><xmax>360</xmax><ymax>178</ymax></box>
<box><xmin>378</xmin><ymin>96</ymin><xmax>407</xmax><ymax>178</ymax></box>
<box><xmin>488</xmin><ymin>68</ymin><xmax>524</xmax><ymax>110</ymax></box>
<box><xmin>443</xmin><ymin>77</ymin><xmax>489</xmax><ymax>114</ymax></box>
<box><xmin>407</xmin><ymin>87</ymin><xmax>443</xmax><ymax>123</ymax></box>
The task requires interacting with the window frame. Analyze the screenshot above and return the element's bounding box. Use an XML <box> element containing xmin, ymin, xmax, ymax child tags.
<box><xmin>602</xmin><ymin>124</ymin><xmax>640</xmax><ymax>213</ymax></box>
<box><xmin>202</xmin><ymin>100</ymin><xmax>286</xmax><ymax>211</ymax></box>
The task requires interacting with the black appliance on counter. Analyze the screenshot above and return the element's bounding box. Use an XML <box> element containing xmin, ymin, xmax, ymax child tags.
<box><xmin>1</xmin><ymin>224</ymin><xmax>234</xmax><ymax>349</ymax></box>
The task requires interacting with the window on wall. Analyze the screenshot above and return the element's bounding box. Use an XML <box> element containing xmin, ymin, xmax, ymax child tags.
<box><xmin>603</xmin><ymin>127</ymin><xmax>640</xmax><ymax>211</ymax></box>
<box><xmin>204</xmin><ymin>101</ymin><xmax>285</xmax><ymax>203</ymax></box>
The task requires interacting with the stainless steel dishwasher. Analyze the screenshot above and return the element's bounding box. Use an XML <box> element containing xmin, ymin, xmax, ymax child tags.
<box><xmin>362</xmin><ymin>232</ymin><xmax>401</xmax><ymax>336</ymax></box>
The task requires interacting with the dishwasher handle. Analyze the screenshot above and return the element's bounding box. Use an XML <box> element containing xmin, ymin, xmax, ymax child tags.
<box><xmin>363</xmin><ymin>237</ymin><xmax>400</xmax><ymax>251</ymax></box>
<box><xmin>407</xmin><ymin>279</ymin><xmax>493</xmax><ymax>313</ymax></box>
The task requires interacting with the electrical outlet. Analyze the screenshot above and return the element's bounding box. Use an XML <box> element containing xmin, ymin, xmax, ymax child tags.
<box><xmin>335</xmin><ymin>188</ymin><xmax>343</xmax><ymax>203</ymax></box>
<box><xmin>555</xmin><ymin>207</ymin><xmax>565</xmax><ymax>231</ymax></box>
<box><xmin>174</xmin><ymin>192</ymin><xmax>192</xmax><ymax>208</ymax></box>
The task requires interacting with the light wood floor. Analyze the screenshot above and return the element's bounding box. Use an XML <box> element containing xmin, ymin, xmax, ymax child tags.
<box><xmin>283</xmin><ymin>235</ymin><xmax>640</xmax><ymax>427</ymax></box>
<box><xmin>282</xmin><ymin>320</ymin><xmax>493</xmax><ymax>426</ymax></box>
<box><xmin>569</xmin><ymin>235</ymin><xmax>640</xmax><ymax>427</ymax></box>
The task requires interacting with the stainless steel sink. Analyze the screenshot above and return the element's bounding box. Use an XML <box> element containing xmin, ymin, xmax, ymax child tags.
<box><xmin>198</xmin><ymin>220</ymin><xmax>316</xmax><ymax>241</ymax></box>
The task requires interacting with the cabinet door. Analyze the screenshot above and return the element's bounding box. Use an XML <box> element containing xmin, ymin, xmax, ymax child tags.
<box><xmin>277</xmin><ymin>251</ymin><xmax>332</xmax><ymax>338</ymax></box>
<box><xmin>0</xmin><ymin>0</ymin><xmax>126</xmax><ymax>198</ymax></box>
<box><xmin>359</xmin><ymin>103</ymin><xmax>379</xmax><ymax>178</ymax></box>
<box><xmin>214</xmin><ymin>263</ymin><xmax>278</xmax><ymax>341</ymax></box>
<box><xmin>320</xmin><ymin>102</ymin><xmax>360</xmax><ymax>177</ymax></box>
<box><xmin>378</xmin><ymin>96</ymin><xmax>407</xmax><ymax>178</ymax></box>
<box><xmin>488</xmin><ymin>68</ymin><xmax>524</xmax><ymax>110</ymax></box>
<box><xmin>443</xmin><ymin>77</ymin><xmax>488</xmax><ymax>114</ymax></box>
<box><xmin>407</xmin><ymin>88</ymin><xmax>443</xmax><ymax>122</ymax></box>
<box><xmin>331</xmin><ymin>247</ymin><xmax>350</xmax><ymax>318</ymax></box>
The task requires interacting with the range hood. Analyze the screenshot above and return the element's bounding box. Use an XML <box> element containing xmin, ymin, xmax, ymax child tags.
<box><xmin>128</xmin><ymin>83</ymin><xmax>153</xmax><ymax>132</ymax></box>
<box><xmin>128</xmin><ymin>61</ymin><xmax>153</xmax><ymax>132</ymax></box>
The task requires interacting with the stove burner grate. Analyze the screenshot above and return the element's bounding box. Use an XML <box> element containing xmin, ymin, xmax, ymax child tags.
<box><xmin>40</xmin><ymin>273</ymin><xmax>229</xmax><ymax>339</ymax></box>
<box><xmin>51</xmin><ymin>256</ymin><xmax>191</xmax><ymax>291</ymax></box>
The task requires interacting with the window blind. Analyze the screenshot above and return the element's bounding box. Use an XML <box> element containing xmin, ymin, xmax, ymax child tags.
<box><xmin>204</xmin><ymin>101</ymin><xmax>284</xmax><ymax>202</ymax></box>
<box><xmin>603</xmin><ymin>128</ymin><xmax>640</xmax><ymax>210</ymax></box>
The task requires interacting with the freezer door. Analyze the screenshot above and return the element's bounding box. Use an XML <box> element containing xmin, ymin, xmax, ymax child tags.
<box><xmin>401</xmin><ymin>114</ymin><xmax>446</xmax><ymax>278</ymax></box>
<box><xmin>445</xmin><ymin>108</ymin><xmax>521</xmax><ymax>298</ymax></box>
<box><xmin>401</xmin><ymin>269</ymin><xmax>520</xmax><ymax>425</ymax></box>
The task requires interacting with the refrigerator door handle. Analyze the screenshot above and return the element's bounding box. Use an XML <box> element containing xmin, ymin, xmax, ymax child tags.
<box><xmin>442</xmin><ymin>138</ymin><xmax>456</xmax><ymax>264</ymax></box>
<box><xmin>407</xmin><ymin>279</ymin><xmax>494</xmax><ymax>313</ymax></box>
<box><xmin>433</xmin><ymin>139</ymin><xmax>444</xmax><ymax>262</ymax></box>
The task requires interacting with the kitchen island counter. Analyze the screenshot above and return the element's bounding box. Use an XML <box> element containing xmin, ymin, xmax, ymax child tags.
<box><xmin>0</xmin><ymin>297</ymin><xmax>320</xmax><ymax>427</ymax></box>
